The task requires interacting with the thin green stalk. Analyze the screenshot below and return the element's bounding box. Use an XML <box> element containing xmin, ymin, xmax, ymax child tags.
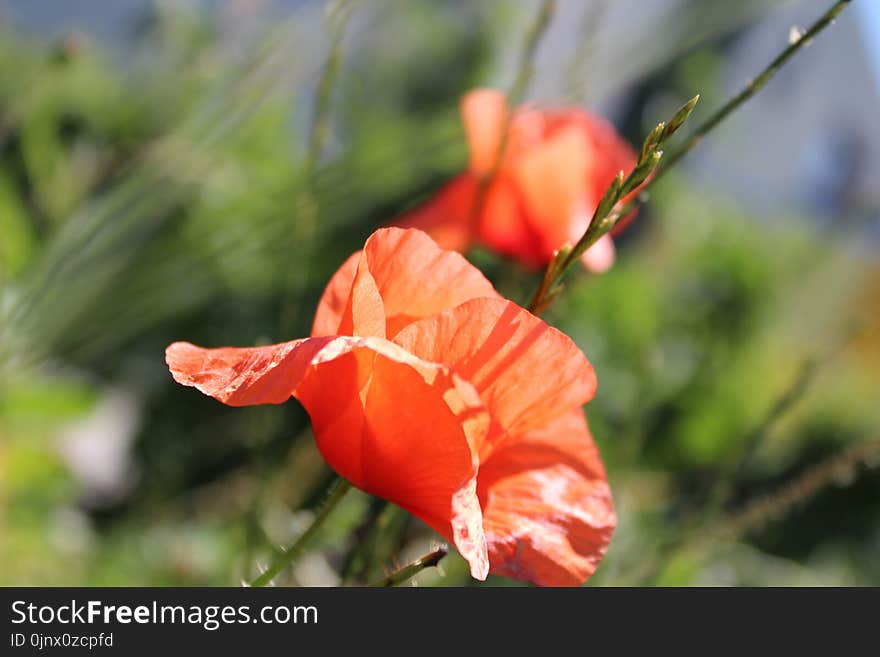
<box><xmin>564</xmin><ymin>0</ymin><xmax>609</xmax><ymax>104</ymax></box>
<box><xmin>305</xmin><ymin>2</ymin><xmax>350</xmax><ymax>177</ymax></box>
<box><xmin>239</xmin><ymin>413</ymin><xmax>286</xmax><ymax>580</ymax></box>
<box><xmin>278</xmin><ymin>0</ymin><xmax>351</xmax><ymax>334</ymax></box>
<box><xmin>369</xmin><ymin>546</ymin><xmax>449</xmax><ymax>587</ymax></box>
<box><xmin>508</xmin><ymin>0</ymin><xmax>557</xmax><ymax>107</ymax></box>
<box><xmin>1</xmin><ymin>15</ymin><xmax>305</xmax><ymax>373</ymax></box>
<box><xmin>630</xmin><ymin>438</ymin><xmax>880</xmax><ymax>586</ymax></box>
<box><xmin>618</xmin><ymin>0</ymin><xmax>851</xmax><ymax>217</ymax></box>
<box><xmin>619</xmin><ymin>334</ymin><xmax>853</xmax><ymax>585</ymax></box>
<box><xmin>702</xmin><ymin>358</ymin><xmax>820</xmax><ymax>517</ymax></box>
<box><xmin>466</xmin><ymin>0</ymin><xmax>556</xmax><ymax>232</ymax></box>
<box><xmin>528</xmin><ymin>0</ymin><xmax>851</xmax><ymax>315</ymax></box>
<box><xmin>715</xmin><ymin>440</ymin><xmax>880</xmax><ymax>541</ymax></box>
<box><xmin>249</xmin><ymin>477</ymin><xmax>352</xmax><ymax>587</ymax></box>
<box><xmin>527</xmin><ymin>97</ymin><xmax>698</xmax><ymax>313</ymax></box>
<box><xmin>631</xmin><ymin>354</ymin><xmax>824</xmax><ymax>582</ymax></box>
<box><xmin>340</xmin><ymin>501</ymin><xmax>409</xmax><ymax>584</ymax></box>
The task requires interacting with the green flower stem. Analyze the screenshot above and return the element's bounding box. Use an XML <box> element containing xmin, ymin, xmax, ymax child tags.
<box><xmin>467</xmin><ymin>0</ymin><xmax>557</xmax><ymax>231</ymax></box>
<box><xmin>527</xmin><ymin>0</ymin><xmax>851</xmax><ymax>315</ymax></box>
<box><xmin>619</xmin><ymin>0</ymin><xmax>851</xmax><ymax>217</ymax></box>
<box><xmin>249</xmin><ymin>477</ymin><xmax>352</xmax><ymax>587</ymax></box>
<box><xmin>508</xmin><ymin>0</ymin><xmax>557</xmax><ymax>107</ymax></box>
<box><xmin>617</xmin><ymin>437</ymin><xmax>880</xmax><ymax>586</ymax></box>
<box><xmin>702</xmin><ymin>358</ymin><xmax>820</xmax><ymax>518</ymax></box>
<box><xmin>341</xmin><ymin>501</ymin><xmax>409</xmax><ymax>584</ymax></box>
<box><xmin>304</xmin><ymin>0</ymin><xmax>350</xmax><ymax>178</ymax></box>
<box><xmin>278</xmin><ymin>0</ymin><xmax>351</xmax><ymax>334</ymax></box>
<box><xmin>369</xmin><ymin>546</ymin><xmax>449</xmax><ymax>587</ymax></box>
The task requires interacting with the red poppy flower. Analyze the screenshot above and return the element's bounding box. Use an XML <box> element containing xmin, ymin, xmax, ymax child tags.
<box><xmin>396</xmin><ymin>88</ymin><xmax>639</xmax><ymax>273</ymax></box>
<box><xmin>166</xmin><ymin>227</ymin><xmax>614</xmax><ymax>586</ymax></box>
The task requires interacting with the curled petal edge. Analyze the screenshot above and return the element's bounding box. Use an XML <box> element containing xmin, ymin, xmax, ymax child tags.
<box><xmin>165</xmin><ymin>336</ymin><xmax>490</xmax><ymax>580</ymax></box>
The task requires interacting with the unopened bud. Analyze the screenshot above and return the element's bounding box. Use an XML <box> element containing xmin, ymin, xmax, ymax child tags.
<box><xmin>663</xmin><ymin>95</ymin><xmax>700</xmax><ymax>141</ymax></box>
<box><xmin>640</xmin><ymin>122</ymin><xmax>666</xmax><ymax>162</ymax></box>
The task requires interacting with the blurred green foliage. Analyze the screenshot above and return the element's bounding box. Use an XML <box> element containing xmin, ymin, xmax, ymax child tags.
<box><xmin>1</xmin><ymin>2</ymin><xmax>878</xmax><ymax>587</ymax></box>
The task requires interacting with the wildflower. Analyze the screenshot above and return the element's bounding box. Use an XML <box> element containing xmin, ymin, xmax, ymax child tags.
<box><xmin>166</xmin><ymin>228</ymin><xmax>614</xmax><ymax>585</ymax></box>
<box><xmin>397</xmin><ymin>88</ymin><xmax>639</xmax><ymax>273</ymax></box>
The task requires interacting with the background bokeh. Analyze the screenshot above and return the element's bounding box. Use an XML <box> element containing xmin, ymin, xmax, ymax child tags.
<box><xmin>1</xmin><ymin>0</ymin><xmax>878</xmax><ymax>586</ymax></box>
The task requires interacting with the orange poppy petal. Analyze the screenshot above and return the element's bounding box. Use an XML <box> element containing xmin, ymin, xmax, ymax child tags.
<box><xmin>393</xmin><ymin>176</ymin><xmax>477</xmax><ymax>253</ymax></box>
<box><xmin>314</xmin><ymin>227</ymin><xmax>500</xmax><ymax>340</ymax></box>
<box><xmin>478</xmin><ymin>408</ymin><xmax>615</xmax><ymax>586</ymax></box>
<box><xmin>506</xmin><ymin>105</ymin><xmax>549</xmax><ymax>157</ymax></box>
<box><xmin>312</xmin><ymin>251</ymin><xmax>360</xmax><ymax>337</ymax></box>
<box><xmin>392</xmin><ymin>297</ymin><xmax>597</xmax><ymax>442</ymax></box>
<box><xmin>311</xmin><ymin>249</ymin><xmax>386</xmax><ymax>339</ymax></box>
<box><xmin>511</xmin><ymin>124</ymin><xmax>591</xmax><ymax>262</ymax></box>
<box><xmin>541</xmin><ymin>109</ymin><xmax>640</xmax><ymax>238</ymax></box>
<box><xmin>462</xmin><ymin>88</ymin><xmax>507</xmax><ymax>177</ymax></box>
<box><xmin>581</xmin><ymin>112</ymin><xmax>638</xmax><ymax>201</ymax></box>
<box><xmin>475</xmin><ymin>175</ymin><xmax>546</xmax><ymax>269</ymax></box>
<box><xmin>341</xmin><ymin>255</ymin><xmax>389</xmax><ymax>338</ymax></box>
<box><xmin>166</xmin><ymin>337</ymin><xmax>328</xmax><ymax>406</ymax></box>
<box><xmin>166</xmin><ymin>337</ymin><xmax>490</xmax><ymax>579</ymax></box>
<box><xmin>360</xmin><ymin>227</ymin><xmax>501</xmax><ymax>338</ymax></box>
